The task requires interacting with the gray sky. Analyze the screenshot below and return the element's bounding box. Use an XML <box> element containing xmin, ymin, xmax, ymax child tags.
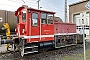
<box><xmin>0</xmin><ymin>0</ymin><xmax>81</xmax><ymax>21</ymax></box>
<box><xmin>40</xmin><ymin>0</ymin><xmax>80</xmax><ymax>21</ymax></box>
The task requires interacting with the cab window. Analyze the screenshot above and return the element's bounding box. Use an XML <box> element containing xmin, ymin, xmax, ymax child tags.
<box><xmin>22</xmin><ymin>10</ymin><xmax>26</xmax><ymax>22</ymax></box>
<box><xmin>41</xmin><ymin>13</ymin><xmax>47</xmax><ymax>24</ymax></box>
<box><xmin>32</xmin><ymin>13</ymin><xmax>38</xmax><ymax>26</ymax></box>
<box><xmin>47</xmin><ymin>14</ymin><xmax>53</xmax><ymax>24</ymax></box>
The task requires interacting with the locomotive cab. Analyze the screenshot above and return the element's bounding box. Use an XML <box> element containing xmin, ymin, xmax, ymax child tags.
<box><xmin>15</xmin><ymin>6</ymin><xmax>55</xmax><ymax>43</ymax></box>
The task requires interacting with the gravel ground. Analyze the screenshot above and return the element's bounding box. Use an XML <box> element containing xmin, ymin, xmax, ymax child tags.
<box><xmin>0</xmin><ymin>36</ymin><xmax>90</xmax><ymax>60</ymax></box>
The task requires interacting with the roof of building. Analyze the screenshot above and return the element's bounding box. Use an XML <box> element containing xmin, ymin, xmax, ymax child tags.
<box><xmin>69</xmin><ymin>0</ymin><xmax>89</xmax><ymax>6</ymax></box>
<box><xmin>54</xmin><ymin>17</ymin><xmax>63</xmax><ymax>22</ymax></box>
<box><xmin>50</xmin><ymin>16</ymin><xmax>63</xmax><ymax>22</ymax></box>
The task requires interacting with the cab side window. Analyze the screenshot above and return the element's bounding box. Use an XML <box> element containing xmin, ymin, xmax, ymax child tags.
<box><xmin>22</xmin><ymin>10</ymin><xmax>26</xmax><ymax>22</ymax></box>
<box><xmin>32</xmin><ymin>13</ymin><xmax>38</xmax><ymax>26</ymax></box>
<box><xmin>41</xmin><ymin>13</ymin><xmax>47</xmax><ymax>24</ymax></box>
<box><xmin>47</xmin><ymin>14</ymin><xmax>53</xmax><ymax>24</ymax></box>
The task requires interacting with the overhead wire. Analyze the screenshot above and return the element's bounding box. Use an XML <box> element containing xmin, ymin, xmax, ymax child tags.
<box><xmin>40</xmin><ymin>4</ymin><xmax>64</xmax><ymax>12</ymax></box>
<box><xmin>2</xmin><ymin>0</ymin><xmax>64</xmax><ymax>12</ymax></box>
<box><xmin>7</xmin><ymin>0</ymin><xmax>38</xmax><ymax>7</ymax></box>
<box><xmin>8</xmin><ymin>0</ymin><xmax>37</xmax><ymax>4</ymax></box>
<box><xmin>21</xmin><ymin>0</ymin><xmax>37</xmax><ymax>4</ymax></box>
<box><xmin>31</xmin><ymin>0</ymin><xmax>64</xmax><ymax>12</ymax></box>
<box><xmin>1</xmin><ymin>0</ymin><xmax>64</xmax><ymax>21</ymax></box>
<box><xmin>22</xmin><ymin>0</ymin><xmax>26</xmax><ymax>3</ymax></box>
<box><xmin>41</xmin><ymin>7</ymin><xmax>64</xmax><ymax>13</ymax></box>
<box><xmin>8</xmin><ymin>0</ymin><xmax>64</xmax><ymax>12</ymax></box>
<box><xmin>0</xmin><ymin>0</ymin><xmax>37</xmax><ymax>11</ymax></box>
<box><xmin>28</xmin><ymin>0</ymin><xmax>64</xmax><ymax>11</ymax></box>
<box><xmin>0</xmin><ymin>3</ymin><xmax>18</xmax><ymax>7</ymax></box>
<box><xmin>11</xmin><ymin>0</ymin><xmax>37</xmax><ymax>6</ymax></box>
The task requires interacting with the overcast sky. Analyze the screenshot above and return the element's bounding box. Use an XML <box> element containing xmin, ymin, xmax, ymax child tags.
<box><xmin>0</xmin><ymin>0</ymin><xmax>81</xmax><ymax>22</ymax></box>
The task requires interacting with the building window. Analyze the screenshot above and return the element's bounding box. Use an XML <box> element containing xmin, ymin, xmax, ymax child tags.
<box><xmin>82</xmin><ymin>19</ymin><xmax>84</xmax><ymax>24</ymax></box>
<box><xmin>79</xmin><ymin>19</ymin><xmax>81</xmax><ymax>25</ymax></box>
<box><xmin>86</xmin><ymin>18</ymin><xmax>88</xmax><ymax>25</ymax></box>
<box><xmin>32</xmin><ymin>13</ymin><xmax>38</xmax><ymax>26</ymax></box>
<box><xmin>47</xmin><ymin>14</ymin><xmax>53</xmax><ymax>24</ymax></box>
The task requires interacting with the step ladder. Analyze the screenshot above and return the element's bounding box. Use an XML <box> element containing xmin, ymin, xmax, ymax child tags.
<box><xmin>24</xmin><ymin>45</ymin><xmax>38</xmax><ymax>55</ymax></box>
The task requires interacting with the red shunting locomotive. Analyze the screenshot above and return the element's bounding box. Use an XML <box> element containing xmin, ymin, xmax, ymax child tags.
<box><xmin>0</xmin><ymin>5</ymin><xmax>83</xmax><ymax>57</ymax></box>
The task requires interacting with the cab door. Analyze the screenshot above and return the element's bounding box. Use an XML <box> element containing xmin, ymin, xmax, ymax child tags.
<box><xmin>30</xmin><ymin>11</ymin><xmax>40</xmax><ymax>42</ymax></box>
<box><xmin>41</xmin><ymin>13</ymin><xmax>54</xmax><ymax>41</ymax></box>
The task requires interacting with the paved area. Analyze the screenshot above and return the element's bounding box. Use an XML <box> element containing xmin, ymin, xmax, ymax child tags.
<box><xmin>0</xmin><ymin>45</ymin><xmax>6</xmax><ymax>52</ymax></box>
<box><xmin>0</xmin><ymin>38</ymin><xmax>13</xmax><ymax>52</ymax></box>
<box><xmin>0</xmin><ymin>37</ymin><xmax>6</xmax><ymax>52</ymax></box>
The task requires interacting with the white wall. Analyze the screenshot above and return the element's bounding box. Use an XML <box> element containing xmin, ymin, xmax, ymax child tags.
<box><xmin>73</xmin><ymin>12</ymin><xmax>89</xmax><ymax>35</ymax></box>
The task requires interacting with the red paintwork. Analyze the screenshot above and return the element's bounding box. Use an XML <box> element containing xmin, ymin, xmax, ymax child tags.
<box><xmin>16</xmin><ymin>23</ymin><xmax>25</xmax><ymax>35</ymax></box>
<box><xmin>15</xmin><ymin>6</ymin><xmax>76</xmax><ymax>44</ymax></box>
<box><xmin>68</xmin><ymin>24</ymin><xmax>76</xmax><ymax>33</ymax></box>
<box><xmin>27</xmin><ymin>8</ymin><xmax>55</xmax><ymax>14</ymax></box>
<box><xmin>15</xmin><ymin>6</ymin><xmax>27</xmax><ymax>37</ymax></box>
<box><xmin>15</xmin><ymin>6</ymin><xmax>55</xmax><ymax>43</ymax></box>
<box><xmin>15</xmin><ymin>6</ymin><xmax>25</xmax><ymax>16</ymax></box>
<box><xmin>41</xmin><ymin>24</ymin><xmax>54</xmax><ymax>35</ymax></box>
<box><xmin>54</xmin><ymin>22</ymin><xmax>76</xmax><ymax>34</ymax></box>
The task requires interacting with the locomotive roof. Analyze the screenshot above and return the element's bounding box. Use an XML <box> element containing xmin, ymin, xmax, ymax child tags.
<box><xmin>15</xmin><ymin>6</ymin><xmax>55</xmax><ymax>16</ymax></box>
<box><xmin>27</xmin><ymin>8</ymin><xmax>56</xmax><ymax>14</ymax></box>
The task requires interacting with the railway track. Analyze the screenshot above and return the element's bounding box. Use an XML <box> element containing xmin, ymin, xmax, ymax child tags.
<box><xmin>14</xmin><ymin>45</ymin><xmax>82</xmax><ymax>60</ymax></box>
<box><xmin>0</xmin><ymin>43</ymin><xmax>82</xmax><ymax>60</ymax></box>
<box><xmin>0</xmin><ymin>42</ymin><xmax>90</xmax><ymax>60</ymax></box>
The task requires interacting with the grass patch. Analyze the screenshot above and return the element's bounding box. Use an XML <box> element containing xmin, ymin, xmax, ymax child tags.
<box><xmin>60</xmin><ymin>56</ymin><xmax>76</xmax><ymax>60</ymax></box>
<box><xmin>61</xmin><ymin>49</ymin><xmax>90</xmax><ymax>60</ymax></box>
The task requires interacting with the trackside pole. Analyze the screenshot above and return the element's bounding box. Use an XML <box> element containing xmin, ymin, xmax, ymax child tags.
<box><xmin>82</xmin><ymin>25</ymin><xmax>86</xmax><ymax>60</ymax></box>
